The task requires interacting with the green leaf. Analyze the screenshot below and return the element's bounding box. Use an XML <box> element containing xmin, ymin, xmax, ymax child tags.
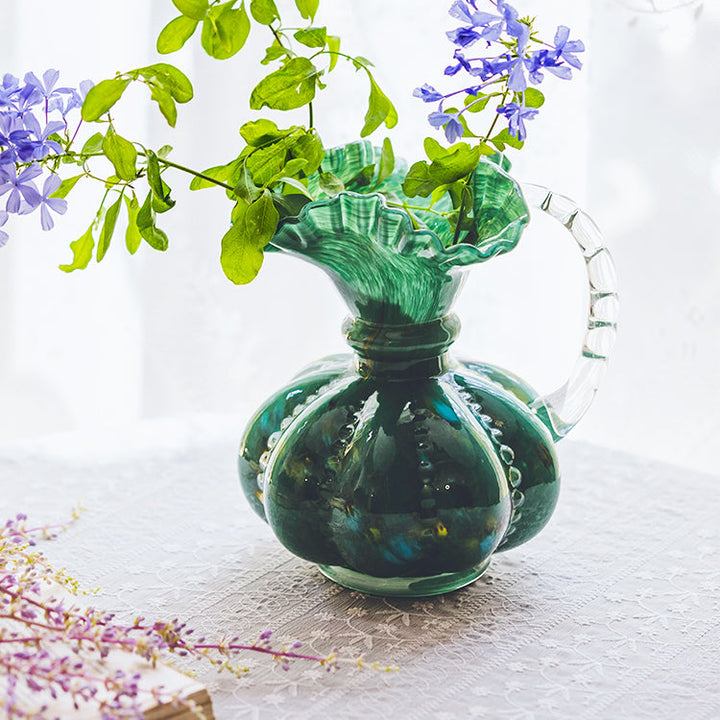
<box><xmin>260</xmin><ymin>40</ymin><xmax>289</xmax><ymax>65</ymax></box>
<box><xmin>137</xmin><ymin>191</ymin><xmax>153</xmax><ymax>229</ymax></box>
<box><xmin>319</xmin><ymin>171</ymin><xmax>344</xmax><ymax>196</ymax></box>
<box><xmin>326</xmin><ymin>35</ymin><xmax>340</xmax><ymax>71</ymax></box>
<box><xmin>146</xmin><ymin>150</ymin><xmax>164</xmax><ymax>198</ymax></box>
<box><xmin>423</xmin><ymin>136</ymin><xmax>447</xmax><ymax>162</ymax></box>
<box><xmin>293</xmin><ymin>26</ymin><xmax>326</xmax><ymax>48</ymax></box>
<box><xmin>189</xmin><ymin>163</ymin><xmax>235</xmax><ymax>190</ymax></box>
<box><xmin>102</xmin><ymin>129</ymin><xmax>137</xmax><ymax>181</ymax></box>
<box><xmin>81</xmin><ymin>78</ymin><xmax>131</xmax><ymax>122</ymax></box>
<box><xmin>97</xmin><ymin>196</ymin><xmax>122</xmax><ymax>262</ymax></box>
<box><xmin>146</xmin><ymin>149</ymin><xmax>175</xmax><ymax>212</ymax></box>
<box><xmin>219</xmin><ymin>193</ymin><xmax>278</xmax><ymax>285</ymax></box>
<box><xmin>157</xmin><ymin>15</ymin><xmax>198</xmax><ymax>54</ymax></box>
<box><xmin>59</xmin><ymin>224</ymin><xmax>95</xmax><ymax>272</ymax></box>
<box><xmin>230</xmin><ymin>198</ymin><xmax>250</xmax><ymax>224</ymax></box>
<box><xmin>402</xmin><ymin>161</ymin><xmax>438</xmax><ymax>198</ymax></box>
<box><xmin>289</xmin><ymin>130</ymin><xmax>324</xmax><ymax>175</ymax></box>
<box><xmin>491</xmin><ymin>128</ymin><xmax>524</xmax><ymax>152</ymax></box>
<box><xmin>150</xmin><ymin>85</ymin><xmax>177</xmax><ymax>127</ymax></box>
<box><xmin>427</xmin><ymin>142</ymin><xmax>481</xmax><ymax>185</ymax></box>
<box><xmin>249</xmin><ymin>57</ymin><xmax>319</xmax><ymax>111</ymax></box>
<box><xmin>360</xmin><ymin>72</ymin><xmax>398</xmax><ymax>137</ymax></box>
<box><xmin>201</xmin><ymin>1</ymin><xmax>251</xmax><ymax>60</ymax></box>
<box><xmin>234</xmin><ymin>162</ymin><xmax>261</xmax><ymax>203</ymax></box>
<box><xmin>220</xmin><ymin>220</ymin><xmax>264</xmax><ymax>285</ymax></box>
<box><xmin>430</xmin><ymin>182</ymin><xmax>452</xmax><ymax>207</ymax></box>
<box><xmin>137</xmin><ymin>63</ymin><xmax>193</xmax><ymax>102</ymax></box>
<box><xmin>244</xmin><ymin>190</ymin><xmax>279</xmax><ymax>245</ymax></box>
<box><xmin>172</xmin><ymin>0</ymin><xmax>209</xmax><ymax>20</ymax></box>
<box><xmin>81</xmin><ymin>132</ymin><xmax>105</xmax><ymax>155</ymax></box>
<box><xmin>295</xmin><ymin>0</ymin><xmax>319</xmax><ymax>20</ymax></box>
<box><xmin>463</xmin><ymin>92</ymin><xmax>491</xmax><ymax>113</ymax></box>
<box><xmin>136</xmin><ymin>191</ymin><xmax>169</xmax><ymax>251</ymax></box>
<box><xmin>372</xmin><ymin>137</ymin><xmax>394</xmax><ymax>189</ymax></box>
<box><xmin>523</xmin><ymin>87</ymin><xmax>545</xmax><ymax>108</ymax></box>
<box><xmin>157</xmin><ymin>145</ymin><xmax>173</xmax><ymax>158</ymax></box>
<box><xmin>267</xmin><ymin>157</ymin><xmax>307</xmax><ymax>185</ymax></box>
<box><xmin>244</xmin><ymin>138</ymin><xmax>289</xmax><ymax>186</ymax></box>
<box><xmin>50</xmin><ymin>175</ymin><xmax>83</xmax><ymax>200</ymax></box>
<box><xmin>124</xmin><ymin>196</ymin><xmax>142</xmax><ymax>254</ymax></box>
<box><xmin>250</xmin><ymin>0</ymin><xmax>279</xmax><ymax>24</ymax></box>
<box><xmin>239</xmin><ymin>118</ymin><xmax>289</xmax><ymax>147</ymax></box>
<box><xmin>275</xmin><ymin>176</ymin><xmax>312</xmax><ymax>197</ymax></box>
<box><xmin>142</xmin><ymin>222</ymin><xmax>169</xmax><ymax>251</ymax></box>
<box><xmin>351</xmin><ymin>56</ymin><xmax>373</xmax><ymax>70</ymax></box>
<box><xmin>271</xmin><ymin>193</ymin><xmax>311</xmax><ymax>219</ymax></box>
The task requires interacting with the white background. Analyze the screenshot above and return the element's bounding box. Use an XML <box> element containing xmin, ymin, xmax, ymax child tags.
<box><xmin>0</xmin><ymin>0</ymin><xmax>718</xmax><ymax>474</ymax></box>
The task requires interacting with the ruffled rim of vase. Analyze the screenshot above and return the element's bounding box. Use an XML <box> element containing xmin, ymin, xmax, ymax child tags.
<box><xmin>271</xmin><ymin>189</ymin><xmax>522</xmax><ymax>270</ymax></box>
<box><xmin>270</xmin><ymin>158</ymin><xmax>529</xmax><ymax>267</ymax></box>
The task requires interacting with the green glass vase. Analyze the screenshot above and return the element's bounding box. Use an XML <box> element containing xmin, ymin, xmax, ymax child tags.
<box><xmin>239</xmin><ymin>142</ymin><xmax>618</xmax><ymax>597</ymax></box>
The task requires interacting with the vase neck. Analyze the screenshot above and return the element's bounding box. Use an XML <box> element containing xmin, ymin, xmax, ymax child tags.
<box><xmin>343</xmin><ymin>314</ymin><xmax>460</xmax><ymax>379</ymax></box>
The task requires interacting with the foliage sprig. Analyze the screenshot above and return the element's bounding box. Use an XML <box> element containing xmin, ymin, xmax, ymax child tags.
<box><xmin>0</xmin><ymin>0</ymin><xmax>584</xmax><ymax>281</ymax></box>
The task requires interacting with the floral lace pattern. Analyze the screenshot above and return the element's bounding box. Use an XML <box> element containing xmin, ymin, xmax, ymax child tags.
<box><xmin>1</xmin><ymin>418</ymin><xmax>718</xmax><ymax>719</ymax></box>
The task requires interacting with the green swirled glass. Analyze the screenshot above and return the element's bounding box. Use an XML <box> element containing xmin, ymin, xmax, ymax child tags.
<box><xmin>239</xmin><ymin>143</ymin><xmax>562</xmax><ymax>596</ymax></box>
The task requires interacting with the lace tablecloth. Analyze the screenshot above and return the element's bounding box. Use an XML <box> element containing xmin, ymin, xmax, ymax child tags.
<box><xmin>1</xmin><ymin>416</ymin><xmax>718</xmax><ymax>719</ymax></box>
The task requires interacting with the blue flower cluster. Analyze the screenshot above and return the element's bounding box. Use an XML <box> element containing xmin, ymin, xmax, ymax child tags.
<box><xmin>414</xmin><ymin>0</ymin><xmax>585</xmax><ymax>144</ymax></box>
<box><xmin>0</xmin><ymin>71</ymin><xmax>91</xmax><ymax>244</ymax></box>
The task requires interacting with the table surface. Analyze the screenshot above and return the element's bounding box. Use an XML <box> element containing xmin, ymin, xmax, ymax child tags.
<box><xmin>1</xmin><ymin>415</ymin><xmax>718</xmax><ymax>720</ymax></box>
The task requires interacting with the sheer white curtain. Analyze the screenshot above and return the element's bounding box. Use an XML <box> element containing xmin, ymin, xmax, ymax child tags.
<box><xmin>1</xmin><ymin>0</ymin><xmax>717</xmax><ymax>474</ymax></box>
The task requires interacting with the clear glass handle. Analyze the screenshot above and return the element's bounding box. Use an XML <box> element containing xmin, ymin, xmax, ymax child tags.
<box><xmin>521</xmin><ymin>184</ymin><xmax>619</xmax><ymax>440</ymax></box>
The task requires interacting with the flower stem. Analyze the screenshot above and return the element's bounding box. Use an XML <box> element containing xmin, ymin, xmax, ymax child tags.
<box><xmin>386</xmin><ymin>201</ymin><xmax>445</xmax><ymax>219</ymax></box>
<box><xmin>479</xmin><ymin>89</ymin><xmax>509</xmax><ymax>145</ymax></box>
<box><xmin>156</xmin><ymin>157</ymin><xmax>235</xmax><ymax>193</ymax></box>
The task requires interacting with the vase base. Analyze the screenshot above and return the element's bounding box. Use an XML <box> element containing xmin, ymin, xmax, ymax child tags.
<box><xmin>317</xmin><ymin>559</ymin><xmax>492</xmax><ymax>597</ymax></box>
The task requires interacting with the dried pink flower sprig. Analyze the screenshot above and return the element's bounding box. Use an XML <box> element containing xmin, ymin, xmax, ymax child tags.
<box><xmin>1</xmin><ymin>513</ymin><xmax>397</xmax><ymax>720</ymax></box>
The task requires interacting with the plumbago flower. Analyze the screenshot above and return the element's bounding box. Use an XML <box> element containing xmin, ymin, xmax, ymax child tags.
<box><xmin>414</xmin><ymin>0</ymin><xmax>585</xmax><ymax>145</ymax></box>
<box><xmin>1</xmin><ymin>513</ymin><xmax>396</xmax><ymax>720</ymax></box>
<box><xmin>0</xmin><ymin>71</ymin><xmax>85</xmax><ymax>228</ymax></box>
<box><xmin>398</xmin><ymin>0</ymin><xmax>584</xmax><ymax>241</ymax></box>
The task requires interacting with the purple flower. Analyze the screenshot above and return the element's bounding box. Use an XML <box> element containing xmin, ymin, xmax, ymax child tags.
<box><xmin>497</xmin><ymin>0</ymin><xmax>524</xmax><ymax>40</ymax></box>
<box><xmin>0</xmin><ymin>163</ymin><xmax>42</xmax><ymax>213</ymax></box>
<box><xmin>525</xmin><ymin>49</ymin><xmax>571</xmax><ymax>84</ymax></box>
<box><xmin>37</xmin><ymin>174</ymin><xmax>67</xmax><ymax>230</ymax></box>
<box><xmin>23</xmin><ymin>69</ymin><xmax>73</xmax><ymax>114</ymax></box>
<box><xmin>61</xmin><ymin>79</ymin><xmax>94</xmax><ymax>117</ymax></box>
<box><xmin>446</xmin><ymin>26</ymin><xmax>483</xmax><ymax>47</ymax></box>
<box><xmin>552</xmin><ymin>25</ymin><xmax>585</xmax><ymax>70</ymax></box>
<box><xmin>470</xmin><ymin>57</ymin><xmax>505</xmax><ymax>81</ymax></box>
<box><xmin>505</xmin><ymin>23</ymin><xmax>531</xmax><ymax>91</ymax></box>
<box><xmin>444</xmin><ymin>49</ymin><xmax>474</xmax><ymax>77</ymax></box>
<box><xmin>0</xmin><ymin>209</ymin><xmax>8</xmax><ymax>247</ymax></box>
<box><xmin>24</xmin><ymin>69</ymin><xmax>60</xmax><ymax>98</ymax></box>
<box><xmin>0</xmin><ymin>74</ymin><xmax>20</xmax><ymax>109</ymax></box>
<box><xmin>497</xmin><ymin>101</ymin><xmax>538</xmax><ymax>141</ymax></box>
<box><xmin>429</xmin><ymin>111</ymin><xmax>464</xmax><ymax>143</ymax></box>
<box><xmin>0</xmin><ymin>112</ymin><xmax>27</xmax><ymax>143</ymax></box>
<box><xmin>23</xmin><ymin>114</ymin><xmax>65</xmax><ymax>160</ymax></box>
<box><xmin>448</xmin><ymin>1</ymin><xmax>505</xmax><ymax>42</ymax></box>
<box><xmin>452</xmin><ymin>0</ymin><xmax>478</xmax><ymax>23</ymax></box>
<box><xmin>413</xmin><ymin>84</ymin><xmax>444</xmax><ymax>103</ymax></box>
